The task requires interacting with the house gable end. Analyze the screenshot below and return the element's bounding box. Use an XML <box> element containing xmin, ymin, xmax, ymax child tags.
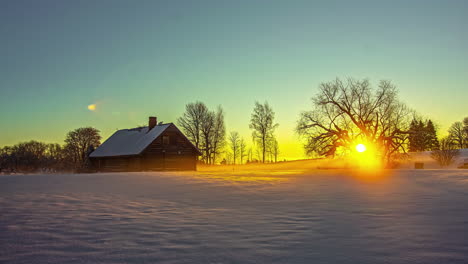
<box><xmin>139</xmin><ymin>123</ymin><xmax>202</xmax><ymax>156</ymax></box>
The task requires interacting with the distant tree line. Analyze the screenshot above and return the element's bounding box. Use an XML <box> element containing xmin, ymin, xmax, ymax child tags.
<box><xmin>2</xmin><ymin>77</ymin><xmax>465</xmax><ymax>171</ymax></box>
<box><xmin>0</xmin><ymin>127</ymin><xmax>100</xmax><ymax>173</ymax></box>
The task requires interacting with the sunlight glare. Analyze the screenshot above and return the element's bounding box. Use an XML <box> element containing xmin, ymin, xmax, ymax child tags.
<box><xmin>356</xmin><ymin>143</ymin><xmax>366</xmax><ymax>153</ymax></box>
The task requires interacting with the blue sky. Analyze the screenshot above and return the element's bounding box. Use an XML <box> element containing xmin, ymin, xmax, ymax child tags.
<box><xmin>1</xmin><ymin>0</ymin><xmax>467</xmax><ymax>159</ymax></box>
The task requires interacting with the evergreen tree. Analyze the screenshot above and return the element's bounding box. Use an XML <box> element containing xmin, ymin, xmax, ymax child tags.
<box><xmin>409</xmin><ymin>119</ymin><xmax>439</xmax><ymax>152</ymax></box>
<box><xmin>409</xmin><ymin>119</ymin><xmax>425</xmax><ymax>152</ymax></box>
<box><xmin>408</xmin><ymin>119</ymin><xmax>418</xmax><ymax>152</ymax></box>
<box><xmin>424</xmin><ymin>120</ymin><xmax>439</xmax><ymax>150</ymax></box>
<box><xmin>417</xmin><ymin>120</ymin><xmax>426</xmax><ymax>150</ymax></box>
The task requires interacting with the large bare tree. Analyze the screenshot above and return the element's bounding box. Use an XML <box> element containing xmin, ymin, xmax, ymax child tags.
<box><xmin>249</xmin><ymin>101</ymin><xmax>278</xmax><ymax>163</ymax></box>
<box><xmin>296</xmin><ymin>78</ymin><xmax>411</xmax><ymax>165</ymax></box>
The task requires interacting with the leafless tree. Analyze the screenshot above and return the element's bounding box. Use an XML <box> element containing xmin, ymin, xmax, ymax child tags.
<box><xmin>11</xmin><ymin>141</ymin><xmax>47</xmax><ymax>172</ymax></box>
<box><xmin>239</xmin><ymin>137</ymin><xmax>247</xmax><ymax>165</ymax></box>
<box><xmin>177</xmin><ymin>101</ymin><xmax>208</xmax><ymax>151</ymax></box>
<box><xmin>211</xmin><ymin>106</ymin><xmax>226</xmax><ymax>164</ymax></box>
<box><xmin>271</xmin><ymin>138</ymin><xmax>279</xmax><ymax>163</ymax></box>
<box><xmin>200</xmin><ymin>110</ymin><xmax>215</xmax><ymax>164</ymax></box>
<box><xmin>249</xmin><ymin>101</ymin><xmax>278</xmax><ymax>163</ymax></box>
<box><xmin>464</xmin><ymin>117</ymin><xmax>468</xmax><ymax>148</ymax></box>
<box><xmin>255</xmin><ymin>147</ymin><xmax>262</xmax><ymax>162</ymax></box>
<box><xmin>0</xmin><ymin>141</ymin><xmax>73</xmax><ymax>173</ymax></box>
<box><xmin>46</xmin><ymin>143</ymin><xmax>63</xmax><ymax>160</ymax></box>
<box><xmin>448</xmin><ymin>121</ymin><xmax>465</xmax><ymax>149</ymax></box>
<box><xmin>64</xmin><ymin>127</ymin><xmax>101</xmax><ymax>170</ymax></box>
<box><xmin>178</xmin><ymin>102</ymin><xmax>225</xmax><ymax>165</ymax></box>
<box><xmin>247</xmin><ymin>147</ymin><xmax>253</xmax><ymax>163</ymax></box>
<box><xmin>44</xmin><ymin>143</ymin><xmax>66</xmax><ymax>171</ymax></box>
<box><xmin>265</xmin><ymin>138</ymin><xmax>275</xmax><ymax>162</ymax></box>
<box><xmin>225</xmin><ymin>152</ymin><xmax>233</xmax><ymax>165</ymax></box>
<box><xmin>463</xmin><ymin>117</ymin><xmax>468</xmax><ymax>137</ymax></box>
<box><xmin>0</xmin><ymin>147</ymin><xmax>13</xmax><ymax>172</ymax></box>
<box><xmin>296</xmin><ymin>78</ymin><xmax>412</xmax><ymax>166</ymax></box>
<box><xmin>229</xmin><ymin>131</ymin><xmax>240</xmax><ymax>165</ymax></box>
<box><xmin>431</xmin><ymin>137</ymin><xmax>460</xmax><ymax>167</ymax></box>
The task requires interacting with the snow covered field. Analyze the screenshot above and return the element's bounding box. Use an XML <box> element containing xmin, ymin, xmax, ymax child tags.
<box><xmin>1</xmin><ymin>169</ymin><xmax>468</xmax><ymax>264</ymax></box>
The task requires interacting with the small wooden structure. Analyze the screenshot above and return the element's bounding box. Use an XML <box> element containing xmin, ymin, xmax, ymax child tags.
<box><xmin>414</xmin><ymin>162</ymin><xmax>424</xmax><ymax>169</ymax></box>
<box><xmin>89</xmin><ymin>117</ymin><xmax>201</xmax><ymax>171</ymax></box>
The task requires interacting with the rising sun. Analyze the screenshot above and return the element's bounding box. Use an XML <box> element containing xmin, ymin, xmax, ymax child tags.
<box><xmin>356</xmin><ymin>143</ymin><xmax>366</xmax><ymax>153</ymax></box>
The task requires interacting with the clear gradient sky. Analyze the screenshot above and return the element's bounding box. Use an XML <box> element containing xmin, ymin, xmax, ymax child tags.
<box><xmin>1</xmin><ymin>0</ymin><xmax>467</xmax><ymax>159</ymax></box>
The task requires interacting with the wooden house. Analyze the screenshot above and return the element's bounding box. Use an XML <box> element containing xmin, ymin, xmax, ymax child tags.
<box><xmin>89</xmin><ymin>117</ymin><xmax>201</xmax><ymax>171</ymax></box>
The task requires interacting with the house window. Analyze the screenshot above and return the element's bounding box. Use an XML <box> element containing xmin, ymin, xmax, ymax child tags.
<box><xmin>163</xmin><ymin>135</ymin><xmax>170</xmax><ymax>145</ymax></box>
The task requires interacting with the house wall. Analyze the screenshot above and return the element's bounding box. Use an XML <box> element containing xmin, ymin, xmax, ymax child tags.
<box><xmin>91</xmin><ymin>156</ymin><xmax>140</xmax><ymax>172</ymax></box>
<box><xmin>141</xmin><ymin>126</ymin><xmax>198</xmax><ymax>171</ymax></box>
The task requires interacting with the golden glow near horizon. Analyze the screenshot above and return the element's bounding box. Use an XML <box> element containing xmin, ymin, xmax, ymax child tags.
<box><xmin>87</xmin><ymin>104</ymin><xmax>96</xmax><ymax>111</ymax></box>
<box><xmin>356</xmin><ymin>144</ymin><xmax>366</xmax><ymax>153</ymax></box>
<box><xmin>353</xmin><ymin>143</ymin><xmax>382</xmax><ymax>169</ymax></box>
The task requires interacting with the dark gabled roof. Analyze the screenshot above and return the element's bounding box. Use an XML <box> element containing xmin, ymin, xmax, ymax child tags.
<box><xmin>90</xmin><ymin>123</ymin><xmax>201</xmax><ymax>158</ymax></box>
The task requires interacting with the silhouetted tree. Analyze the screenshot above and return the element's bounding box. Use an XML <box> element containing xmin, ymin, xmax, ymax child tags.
<box><xmin>464</xmin><ymin>117</ymin><xmax>468</xmax><ymax>137</ymax></box>
<box><xmin>239</xmin><ymin>137</ymin><xmax>247</xmax><ymax>165</ymax></box>
<box><xmin>177</xmin><ymin>101</ymin><xmax>208</xmax><ymax>151</ymax></box>
<box><xmin>229</xmin><ymin>131</ymin><xmax>240</xmax><ymax>165</ymax></box>
<box><xmin>64</xmin><ymin>127</ymin><xmax>101</xmax><ymax>170</ymax></box>
<box><xmin>44</xmin><ymin>143</ymin><xmax>67</xmax><ymax>171</ymax></box>
<box><xmin>270</xmin><ymin>138</ymin><xmax>279</xmax><ymax>163</ymax></box>
<box><xmin>448</xmin><ymin>121</ymin><xmax>465</xmax><ymax>149</ymax></box>
<box><xmin>297</xmin><ymin>78</ymin><xmax>411</xmax><ymax>166</ymax></box>
<box><xmin>211</xmin><ymin>106</ymin><xmax>226</xmax><ymax>164</ymax></box>
<box><xmin>424</xmin><ymin>120</ymin><xmax>439</xmax><ymax>151</ymax></box>
<box><xmin>200</xmin><ymin>110</ymin><xmax>215</xmax><ymax>164</ymax></box>
<box><xmin>247</xmin><ymin>147</ymin><xmax>253</xmax><ymax>163</ymax></box>
<box><xmin>250</xmin><ymin>101</ymin><xmax>278</xmax><ymax>163</ymax></box>
<box><xmin>0</xmin><ymin>141</ymin><xmax>70</xmax><ymax>173</ymax></box>
<box><xmin>0</xmin><ymin>146</ymin><xmax>17</xmax><ymax>172</ymax></box>
<box><xmin>431</xmin><ymin>137</ymin><xmax>460</xmax><ymax>167</ymax></box>
<box><xmin>14</xmin><ymin>141</ymin><xmax>48</xmax><ymax>172</ymax></box>
<box><xmin>408</xmin><ymin>119</ymin><xmax>425</xmax><ymax>152</ymax></box>
<box><xmin>409</xmin><ymin>119</ymin><xmax>439</xmax><ymax>151</ymax></box>
<box><xmin>178</xmin><ymin>102</ymin><xmax>225</xmax><ymax>165</ymax></box>
<box><xmin>225</xmin><ymin>152</ymin><xmax>233</xmax><ymax>165</ymax></box>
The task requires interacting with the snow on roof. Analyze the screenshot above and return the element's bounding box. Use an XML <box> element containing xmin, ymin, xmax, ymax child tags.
<box><xmin>90</xmin><ymin>124</ymin><xmax>171</xmax><ymax>158</ymax></box>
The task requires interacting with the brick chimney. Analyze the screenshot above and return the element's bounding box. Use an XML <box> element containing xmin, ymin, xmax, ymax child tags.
<box><xmin>148</xmin><ymin>116</ymin><xmax>157</xmax><ymax>130</ymax></box>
